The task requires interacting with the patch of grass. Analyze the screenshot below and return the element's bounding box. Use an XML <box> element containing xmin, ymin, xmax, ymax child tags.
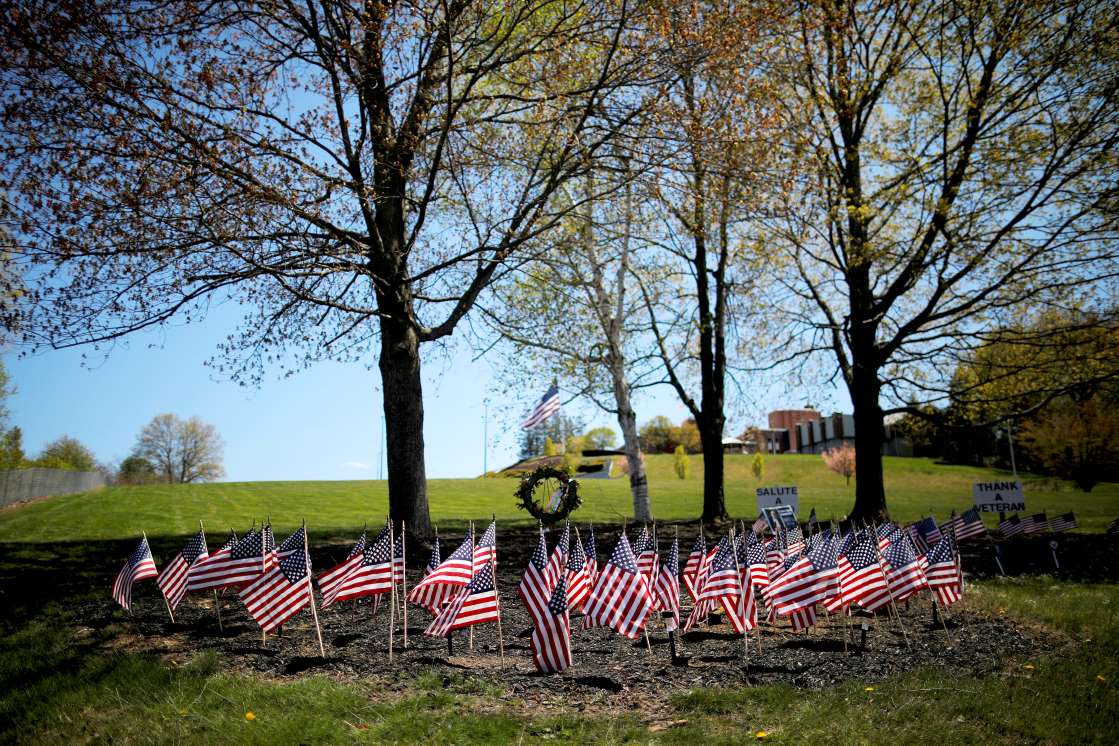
<box><xmin>1</xmin><ymin>455</ymin><xmax>1116</xmax><ymax>542</ymax></box>
<box><xmin>669</xmin><ymin>577</ymin><xmax>1119</xmax><ymax>745</ymax></box>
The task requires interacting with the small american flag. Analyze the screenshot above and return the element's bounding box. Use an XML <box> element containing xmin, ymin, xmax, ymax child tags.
<box><xmin>906</xmin><ymin>524</ymin><xmax>929</xmax><ymax>556</ymax></box>
<box><xmin>531</xmin><ymin>575</ymin><xmax>573</xmax><ymax>673</ymax></box>
<box><xmin>408</xmin><ymin>528</ymin><xmax>474</xmax><ymax>607</ymax></box>
<box><xmin>112</xmin><ymin>536</ymin><xmax>159</xmax><ymax>611</ymax></box>
<box><xmin>425</xmin><ymin>562</ymin><xmax>500</xmax><ymax>637</ymax></box>
<box><xmin>157</xmin><ymin>530</ymin><xmax>208</xmax><ymax>612</ymax></box>
<box><xmin>694</xmin><ymin>536</ymin><xmax>751</xmax><ymax>633</ymax></box>
<box><xmin>999</xmin><ymin>514</ymin><xmax>1024</xmax><ymax>538</ymax></box>
<box><xmin>654</xmin><ymin>537</ymin><xmax>681</xmax><ymax>631</ymax></box>
<box><xmin>876</xmin><ymin>522</ymin><xmax>902</xmax><ymax>551</ymax></box>
<box><xmin>952</xmin><ymin>508</ymin><xmax>988</xmax><ymax>541</ymax></box>
<box><xmin>321</xmin><ymin>523</ymin><xmax>394</xmax><ymax>608</ymax></box>
<box><xmin>582</xmin><ymin>532</ymin><xmax>653</xmax><ymax>639</ymax></box>
<box><xmin>316</xmin><ymin>529</ymin><xmax>368</xmax><ymax>601</ymax></box>
<box><xmin>521</xmin><ymin>384</ymin><xmax>561</xmax><ymax>430</ymax></box>
<box><xmin>413</xmin><ymin>536</ymin><xmax>457</xmax><ymax>615</ymax></box>
<box><xmin>565</xmin><ymin>533</ymin><xmax>591</xmax><ymax>612</ymax></box>
<box><xmin>879</xmin><ymin>534</ymin><xmax>927</xmax><ymax>604</ymax></box>
<box><xmin>473</xmin><ymin>520</ymin><xmax>497</xmax><ymax>574</ymax></box>
<box><xmin>633</xmin><ymin>525</ymin><xmax>657</xmax><ymax>580</ymax></box>
<box><xmin>746</xmin><ymin>537</ymin><xmax>769</xmax><ymax>591</ymax></box>
<box><xmin>682</xmin><ymin>533</ymin><xmax>707</xmax><ymax>602</ymax></box>
<box><xmin>827</xmin><ymin>530</ymin><xmax>887</xmax><ymax>612</ymax></box>
<box><xmin>924</xmin><ymin>533</ymin><xmax>962</xmax><ymax>606</ymax></box>
<box><xmin>784</xmin><ymin>524</ymin><xmax>806</xmax><ymax>554</ymax></box>
<box><xmin>240</xmin><ymin>527</ymin><xmax>312</xmax><ymax>632</ymax></box>
<box><xmin>519</xmin><ymin>528</ymin><xmax>553</xmax><ymax>629</ymax></box>
<box><xmin>766</xmin><ymin>532</ymin><xmax>838</xmax><ymax>616</ymax></box>
<box><xmin>186</xmin><ymin>528</ymin><xmax>269</xmax><ymax>592</ymax></box>
<box><xmin>1020</xmin><ymin>512</ymin><xmax>1048</xmax><ymax>535</ymax></box>
<box><xmin>914</xmin><ymin>516</ymin><xmax>941</xmax><ymax>545</ymax></box>
<box><xmin>545</xmin><ymin>522</ymin><xmax>570</xmax><ymax>588</ymax></box>
<box><xmin>1048</xmin><ymin>512</ymin><xmax>1078</xmax><ymax>533</ymax></box>
<box><xmin>582</xmin><ymin>525</ymin><xmax>598</xmax><ymax>586</ymax></box>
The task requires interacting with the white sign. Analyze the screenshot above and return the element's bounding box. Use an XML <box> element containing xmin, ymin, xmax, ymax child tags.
<box><xmin>972</xmin><ymin>480</ymin><xmax>1026</xmax><ymax>513</ymax></box>
<box><xmin>756</xmin><ymin>485</ymin><xmax>799</xmax><ymax>512</ymax></box>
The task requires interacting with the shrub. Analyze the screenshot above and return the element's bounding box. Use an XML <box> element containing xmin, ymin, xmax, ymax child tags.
<box><xmin>673</xmin><ymin>444</ymin><xmax>690</xmax><ymax>479</ymax></box>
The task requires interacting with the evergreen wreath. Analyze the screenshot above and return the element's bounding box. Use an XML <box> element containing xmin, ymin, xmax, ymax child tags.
<box><xmin>515</xmin><ymin>466</ymin><xmax>582</xmax><ymax>524</ymax></box>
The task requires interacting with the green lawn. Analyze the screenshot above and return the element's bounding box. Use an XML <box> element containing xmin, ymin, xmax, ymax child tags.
<box><xmin>1</xmin><ymin>457</ymin><xmax>1117</xmax><ymax>743</ymax></box>
<box><xmin>1</xmin><ymin>454</ymin><xmax>1116</xmax><ymax>542</ymax></box>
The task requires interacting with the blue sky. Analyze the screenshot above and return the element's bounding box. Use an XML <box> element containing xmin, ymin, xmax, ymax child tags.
<box><xmin>5</xmin><ymin>307</ymin><xmax>844</xmax><ymax>481</ymax></box>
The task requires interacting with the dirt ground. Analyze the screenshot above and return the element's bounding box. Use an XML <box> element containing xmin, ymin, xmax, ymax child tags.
<box><xmin>36</xmin><ymin>523</ymin><xmax>1101</xmax><ymax>716</ymax></box>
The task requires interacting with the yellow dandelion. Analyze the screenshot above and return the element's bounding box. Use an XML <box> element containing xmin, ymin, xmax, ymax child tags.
<box><xmin>755</xmin><ymin>731</ymin><xmax>767</xmax><ymax>740</ymax></box>
<box><xmin>1097</xmin><ymin>675</ymin><xmax>1107</xmax><ymax>683</ymax></box>
<box><xmin>1023</xmin><ymin>664</ymin><xmax>1035</xmax><ymax>671</ymax></box>
<box><xmin>245</xmin><ymin>711</ymin><xmax>255</xmax><ymax>721</ymax></box>
<box><xmin>864</xmin><ymin>686</ymin><xmax>876</xmax><ymax>692</ymax></box>
<box><xmin>179</xmin><ymin>709</ymin><xmax>188</xmax><ymax>716</ymax></box>
<box><xmin>997</xmin><ymin>607</ymin><xmax>1006</xmax><ymax>615</ymax></box>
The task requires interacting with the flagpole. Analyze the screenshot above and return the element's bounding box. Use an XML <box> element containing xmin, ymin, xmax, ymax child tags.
<box><xmin>401</xmin><ymin>521</ymin><xmax>409</xmax><ymax>649</ymax></box>
<box><xmin>387</xmin><ymin>518</ymin><xmax>396</xmax><ymax>662</ymax></box>
<box><xmin>304</xmin><ymin>520</ymin><xmax>326</xmax><ymax>658</ymax></box>
<box><xmin>468</xmin><ymin>521</ymin><xmax>475</xmax><ymax>652</ymax></box>
<box><xmin>203</xmin><ymin>521</ymin><xmax>224</xmax><ymax>633</ymax></box>
<box><xmin>728</xmin><ymin>524</ymin><xmax>748</xmax><ymax>668</ymax></box>
<box><xmin>492</xmin><ymin>557</ymin><xmax>506</xmax><ymax>671</ymax></box>
<box><xmin>261</xmin><ymin>522</ymin><xmax>269</xmax><ymax>647</ymax></box>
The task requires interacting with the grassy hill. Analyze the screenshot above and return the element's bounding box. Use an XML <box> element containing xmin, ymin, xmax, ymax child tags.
<box><xmin>2</xmin><ymin>454</ymin><xmax>1116</xmax><ymax>542</ymax></box>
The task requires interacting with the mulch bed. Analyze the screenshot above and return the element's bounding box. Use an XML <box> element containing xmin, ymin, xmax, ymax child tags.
<box><xmin>34</xmin><ymin>523</ymin><xmax>1100</xmax><ymax>714</ymax></box>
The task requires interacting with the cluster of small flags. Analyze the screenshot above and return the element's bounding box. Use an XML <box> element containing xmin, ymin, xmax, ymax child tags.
<box><xmin>998</xmin><ymin>511</ymin><xmax>1079</xmax><ymax>538</ymax></box>
<box><xmin>111</xmin><ymin>506</ymin><xmax>1105</xmax><ymax>672</ymax></box>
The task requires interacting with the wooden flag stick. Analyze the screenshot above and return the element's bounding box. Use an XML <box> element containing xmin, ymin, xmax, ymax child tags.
<box><xmin>729</xmin><ymin>525</ymin><xmax>748</xmax><ymax>667</ymax></box>
<box><xmin>261</xmin><ymin>522</ymin><xmax>269</xmax><ymax>646</ymax></box>
<box><xmin>304</xmin><ymin>519</ymin><xmax>326</xmax><ymax>657</ymax></box>
<box><xmin>388</xmin><ymin>518</ymin><xmax>396</xmax><ymax>662</ymax></box>
<box><xmin>492</xmin><ymin>557</ymin><xmax>506</xmax><ymax>670</ymax></box>
<box><xmin>864</xmin><ymin>521</ymin><xmax>909</xmax><ymax>649</ymax></box>
<box><xmin>469</xmin><ymin>521</ymin><xmax>475</xmax><ymax>652</ymax></box>
<box><xmin>401</xmin><ymin>521</ymin><xmax>409</xmax><ymax>650</ymax></box>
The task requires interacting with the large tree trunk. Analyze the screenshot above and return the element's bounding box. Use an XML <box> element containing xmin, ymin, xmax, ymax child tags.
<box><xmin>612</xmin><ymin>373</ymin><xmax>651</xmax><ymax>522</ymax></box>
<box><xmin>699</xmin><ymin>422</ymin><xmax>727</xmax><ymax>522</ymax></box>
<box><xmin>378</xmin><ymin>316</ymin><xmax>433</xmax><ymax>537</ymax></box>
<box><xmin>848</xmin><ymin>367</ymin><xmax>887</xmax><ymax>523</ymax></box>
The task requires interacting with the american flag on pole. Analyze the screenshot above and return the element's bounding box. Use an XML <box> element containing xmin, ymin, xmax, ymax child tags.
<box><xmin>914</xmin><ymin>516</ymin><xmax>941</xmax><ymax>546</ymax></box>
<box><xmin>519</xmin><ymin>528</ymin><xmax>553</xmax><ymax>629</ymax></box>
<box><xmin>157</xmin><ymin>530</ymin><xmax>209</xmax><ymax>612</ymax></box>
<box><xmin>945</xmin><ymin>508</ymin><xmax>987</xmax><ymax>541</ymax></box>
<box><xmin>425</xmin><ymin>562</ymin><xmax>500</xmax><ymax>637</ymax></box>
<box><xmin>925</xmin><ymin>533</ymin><xmax>962</xmax><ymax>606</ymax></box>
<box><xmin>413</xmin><ymin>536</ymin><xmax>458</xmax><ymax>615</ymax></box>
<box><xmin>870</xmin><ymin>534</ymin><xmax>926</xmax><ymax>607</ymax></box>
<box><xmin>746</xmin><ymin>536</ymin><xmax>769</xmax><ymax>591</ymax></box>
<box><xmin>876</xmin><ymin>522</ymin><xmax>902</xmax><ymax>551</ymax></box>
<box><xmin>1020</xmin><ymin>512</ymin><xmax>1048</xmax><ymax>535</ymax></box>
<box><xmin>240</xmin><ymin>527</ymin><xmax>312</xmax><ymax>632</ymax></box>
<box><xmin>320</xmin><ymin>524</ymin><xmax>395</xmax><ymax>608</ymax></box>
<box><xmin>408</xmin><ymin>528</ymin><xmax>474</xmax><ymax>608</ymax></box>
<box><xmin>565</xmin><ymin>532</ymin><xmax>592</xmax><ymax>612</ymax></box>
<box><xmin>654</xmin><ymin>537</ymin><xmax>681</xmax><ymax>631</ymax></box>
<box><xmin>693</xmin><ymin>536</ymin><xmax>751</xmax><ymax>633</ymax></box>
<box><xmin>531</xmin><ymin>575</ymin><xmax>573</xmax><ymax>673</ymax></box>
<box><xmin>583</xmin><ymin>525</ymin><xmax>599</xmax><ymax>586</ymax></box>
<box><xmin>999</xmin><ymin>514</ymin><xmax>1023</xmax><ymax>537</ymax></box>
<box><xmin>634</xmin><ymin>525</ymin><xmax>657</xmax><ymax>581</ymax></box>
<box><xmin>682</xmin><ymin>533</ymin><xmax>707</xmax><ymax>602</ymax></box>
<box><xmin>112</xmin><ymin>536</ymin><xmax>159</xmax><ymax>611</ymax></box>
<box><xmin>186</xmin><ymin>529</ymin><xmax>269</xmax><ymax>592</ymax></box>
<box><xmin>473</xmin><ymin>520</ymin><xmax>497</xmax><ymax>574</ymax></box>
<box><xmin>521</xmin><ymin>384</ymin><xmax>561</xmax><ymax>430</ymax></box>
<box><xmin>316</xmin><ymin>529</ymin><xmax>367</xmax><ymax>601</ymax></box>
<box><xmin>582</xmin><ymin>532</ymin><xmax>653</xmax><ymax>639</ymax></box>
<box><xmin>546</xmin><ymin>522</ymin><xmax>570</xmax><ymax>588</ymax></box>
<box><xmin>766</xmin><ymin>532</ymin><xmax>839</xmax><ymax>616</ymax></box>
<box><xmin>1048</xmin><ymin>512</ymin><xmax>1079</xmax><ymax>533</ymax></box>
